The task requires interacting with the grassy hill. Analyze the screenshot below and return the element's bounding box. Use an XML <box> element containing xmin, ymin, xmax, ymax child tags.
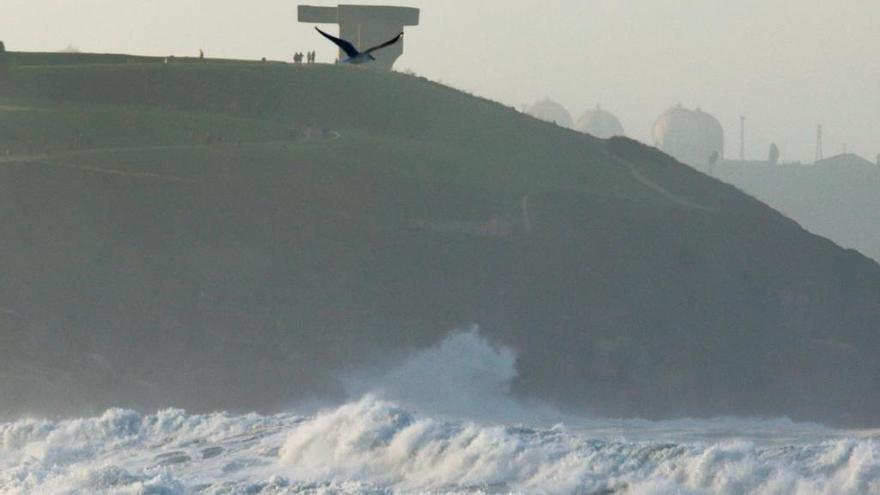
<box><xmin>2</xmin><ymin>52</ymin><xmax>880</xmax><ymax>425</ymax></box>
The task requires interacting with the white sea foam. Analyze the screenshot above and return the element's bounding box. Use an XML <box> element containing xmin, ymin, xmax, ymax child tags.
<box><xmin>342</xmin><ymin>327</ymin><xmax>565</xmax><ymax>423</ymax></box>
<box><xmin>2</xmin><ymin>396</ymin><xmax>880</xmax><ymax>494</ymax></box>
<box><xmin>2</xmin><ymin>330</ymin><xmax>880</xmax><ymax>494</ymax></box>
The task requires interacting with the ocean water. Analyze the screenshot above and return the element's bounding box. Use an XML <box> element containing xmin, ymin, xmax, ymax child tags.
<box><xmin>2</xmin><ymin>331</ymin><xmax>879</xmax><ymax>494</ymax></box>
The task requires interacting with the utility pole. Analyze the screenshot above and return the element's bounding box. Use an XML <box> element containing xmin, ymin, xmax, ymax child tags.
<box><xmin>739</xmin><ymin>116</ymin><xmax>746</xmax><ymax>161</ymax></box>
<box><xmin>815</xmin><ymin>125</ymin><xmax>824</xmax><ymax>163</ymax></box>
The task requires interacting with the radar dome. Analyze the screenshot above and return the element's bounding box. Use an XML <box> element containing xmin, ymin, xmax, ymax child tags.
<box><xmin>653</xmin><ymin>105</ymin><xmax>724</xmax><ymax>171</ymax></box>
<box><xmin>576</xmin><ymin>106</ymin><xmax>625</xmax><ymax>138</ymax></box>
<box><xmin>527</xmin><ymin>99</ymin><xmax>573</xmax><ymax>128</ymax></box>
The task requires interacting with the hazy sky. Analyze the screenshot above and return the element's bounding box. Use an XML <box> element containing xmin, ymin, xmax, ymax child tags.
<box><xmin>3</xmin><ymin>0</ymin><xmax>878</xmax><ymax>163</ymax></box>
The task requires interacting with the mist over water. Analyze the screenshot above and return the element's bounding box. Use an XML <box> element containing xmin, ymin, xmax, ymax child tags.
<box><xmin>2</xmin><ymin>329</ymin><xmax>880</xmax><ymax>494</ymax></box>
<box><xmin>342</xmin><ymin>327</ymin><xmax>567</xmax><ymax>424</ymax></box>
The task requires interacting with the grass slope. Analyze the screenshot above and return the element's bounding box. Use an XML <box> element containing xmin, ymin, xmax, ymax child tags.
<box><xmin>1</xmin><ymin>52</ymin><xmax>879</xmax><ymax>425</ymax></box>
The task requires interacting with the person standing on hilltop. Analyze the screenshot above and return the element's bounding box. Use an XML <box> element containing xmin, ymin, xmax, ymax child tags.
<box><xmin>769</xmin><ymin>143</ymin><xmax>780</xmax><ymax>165</ymax></box>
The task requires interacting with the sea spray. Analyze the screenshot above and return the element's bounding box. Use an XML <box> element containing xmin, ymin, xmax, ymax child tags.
<box><xmin>3</xmin><ymin>330</ymin><xmax>880</xmax><ymax>494</ymax></box>
<box><xmin>342</xmin><ymin>327</ymin><xmax>566</xmax><ymax>424</ymax></box>
<box><xmin>3</xmin><ymin>399</ymin><xmax>880</xmax><ymax>494</ymax></box>
<box><xmin>276</xmin><ymin>396</ymin><xmax>880</xmax><ymax>494</ymax></box>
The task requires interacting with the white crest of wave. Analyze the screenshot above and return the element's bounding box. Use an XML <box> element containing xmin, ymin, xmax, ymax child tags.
<box><xmin>2</xmin><ymin>401</ymin><xmax>880</xmax><ymax>494</ymax></box>
<box><xmin>0</xmin><ymin>407</ymin><xmax>287</xmax><ymax>494</ymax></box>
<box><xmin>278</xmin><ymin>395</ymin><xmax>880</xmax><ymax>494</ymax></box>
<box><xmin>4</xmin><ymin>329</ymin><xmax>880</xmax><ymax>494</ymax></box>
<box><xmin>278</xmin><ymin>395</ymin><xmax>579</xmax><ymax>493</ymax></box>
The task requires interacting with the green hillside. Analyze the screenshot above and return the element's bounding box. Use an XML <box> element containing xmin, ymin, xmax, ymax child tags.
<box><xmin>1</xmin><ymin>52</ymin><xmax>879</xmax><ymax>425</ymax></box>
<box><xmin>1</xmin><ymin>55</ymin><xmax>773</xmax><ymax>209</ymax></box>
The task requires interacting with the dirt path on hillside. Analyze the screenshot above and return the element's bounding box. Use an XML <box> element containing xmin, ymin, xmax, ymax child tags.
<box><xmin>613</xmin><ymin>155</ymin><xmax>711</xmax><ymax>211</ymax></box>
<box><xmin>0</xmin><ymin>153</ymin><xmax>193</xmax><ymax>183</ymax></box>
<box><xmin>0</xmin><ymin>130</ymin><xmax>342</xmax><ymax>182</ymax></box>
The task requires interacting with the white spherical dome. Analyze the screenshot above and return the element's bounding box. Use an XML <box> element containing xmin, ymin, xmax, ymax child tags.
<box><xmin>653</xmin><ymin>105</ymin><xmax>724</xmax><ymax>171</ymax></box>
<box><xmin>527</xmin><ymin>99</ymin><xmax>573</xmax><ymax>129</ymax></box>
<box><xmin>576</xmin><ymin>106</ymin><xmax>625</xmax><ymax>139</ymax></box>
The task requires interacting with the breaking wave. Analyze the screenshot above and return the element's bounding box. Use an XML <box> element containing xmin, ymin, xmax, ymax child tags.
<box><xmin>2</xmin><ymin>398</ymin><xmax>880</xmax><ymax>494</ymax></box>
<box><xmin>2</xmin><ymin>330</ymin><xmax>880</xmax><ymax>494</ymax></box>
<box><xmin>341</xmin><ymin>327</ymin><xmax>566</xmax><ymax>423</ymax></box>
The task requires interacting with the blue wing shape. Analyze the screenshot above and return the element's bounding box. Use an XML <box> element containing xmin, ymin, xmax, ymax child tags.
<box><xmin>315</xmin><ymin>27</ymin><xmax>360</xmax><ymax>58</ymax></box>
<box><xmin>364</xmin><ymin>32</ymin><xmax>404</xmax><ymax>54</ymax></box>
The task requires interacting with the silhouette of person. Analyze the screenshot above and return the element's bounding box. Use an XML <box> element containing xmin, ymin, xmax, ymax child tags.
<box><xmin>708</xmin><ymin>150</ymin><xmax>720</xmax><ymax>175</ymax></box>
<box><xmin>769</xmin><ymin>143</ymin><xmax>780</xmax><ymax>165</ymax></box>
<box><xmin>709</xmin><ymin>150</ymin><xmax>719</xmax><ymax>166</ymax></box>
<box><xmin>199</xmin><ymin>49</ymin><xmax>204</xmax><ymax>60</ymax></box>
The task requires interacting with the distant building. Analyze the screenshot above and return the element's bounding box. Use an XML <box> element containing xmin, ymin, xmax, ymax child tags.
<box><xmin>298</xmin><ymin>4</ymin><xmax>420</xmax><ymax>71</ymax></box>
<box><xmin>653</xmin><ymin>105</ymin><xmax>724</xmax><ymax>172</ymax></box>
<box><xmin>720</xmin><ymin>144</ymin><xmax>784</xmax><ymax>169</ymax></box>
<box><xmin>814</xmin><ymin>153</ymin><xmax>875</xmax><ymax>168</ymax></box>
<box><xmin>527</xmin><ymin>99</ymin><xmax>573</xmax><ymax>128</ymax></box>
<box><xmin>576</xmin><ymin>106</ymin><xmax>624</xmax><ymax>138</ymax></box>
<box><xmin>718</xmin><ymin>150</ymin><xmax>876</xmax><ymax>176</ymax></box>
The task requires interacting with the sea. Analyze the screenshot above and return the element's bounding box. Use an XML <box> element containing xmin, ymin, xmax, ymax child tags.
<box><xmin>2</xmin><ymin>331</ymin><xmax>879</xmax><ymax>494</ymax></box>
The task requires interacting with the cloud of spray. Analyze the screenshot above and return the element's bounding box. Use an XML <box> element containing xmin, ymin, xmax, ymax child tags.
<box><xmin>342</xmin><ymin>326</ymin><xmax>568</xmax><ymax>424</ymax></box>
<box><xmin>4</xmin><ymin>329</ymin><xmax>877</xmax><ymax>494</ymax></box>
